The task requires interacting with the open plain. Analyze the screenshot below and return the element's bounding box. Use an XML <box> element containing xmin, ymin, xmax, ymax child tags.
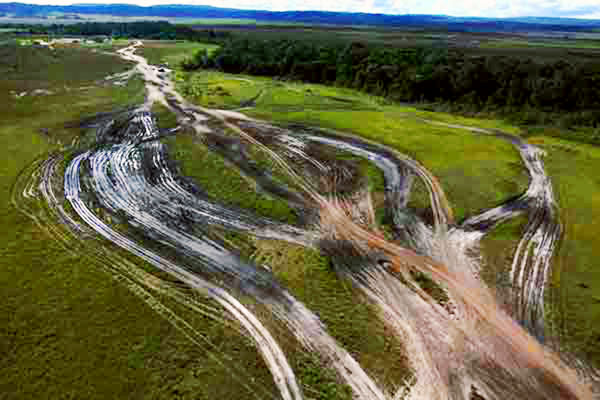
<box><xmin>2</xmin><ymin>25</ymin><xmax>600</xmax><ymax>400</ymax></box>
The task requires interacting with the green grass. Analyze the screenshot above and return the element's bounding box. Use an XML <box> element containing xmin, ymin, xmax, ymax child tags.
<box><xmin>175</xmin><ymin>70</ymin><xmax>382</xmax><ymax>111</ymax></box>
<box><xmin>78</xmin><ymin>38</ymin><xmax>132</xmax><ymax>50</ymax></box>
<box><xmin>151</xmin><ymin>102</ymin><xmax>179</xmax><ymax>130</ymax></box>
<box><xmin>7</xmin><ymin>39</ymin><xmax>600</xmax><ymax>398</ymax></box>
<box><xmin>138</xmin><ymin>41</ymin><xmax>218</xmax><ymax>67</ymax></box>
<box><xmin>1</xmin><ymin>43</ymin><xmax>132</xmax><ymax>88</ymax></box>
<box><xmin>0</xmin><ymin>43</ymin><xmax>285</xmax><ymax>400</ymax></box>
<box><xmin>527</xmin><ymin>136</ymin><xmax>600</xmax><ymax>365</ymax></box>
<box><xmin>255</xmin><ymin>108</ymin><xmax>527</xmax><ymax>222</ymax></box>
<box><xmin>178</xmin><ymin>70</ymin><xmax>529</xmax><ymax>222</ymax></box>
<box><xmin>175</xmin><ymin>70</ymin><xmax>264</xmax><ymax>108</ymax></box>
<box><xmin>0</xmin><ymin>45</ymin><xmax>147</xmax><ymax>146</ymax></box>
<box><xmin>408</xmin><ymin>108</ymin><xmax>522</xmax><ymax>134</ymax></box>
<box><xmin>163</xmin><ymin>133</ymin><xmax>298</xmax><ymax>224</ymax></box>
<box><xmin>523</xmin><ymin>125</ymin><xmax>600</xmax><ymax>147</ymax></box>
<box><xmin>246</xmin><ymin>239</ymin><xmax>409</xmax><ymax>390</ymax></box>
<box><xmin>479</xmin><ymin>215</ymin><xmax>529</xmax><ymax>299</ymax></box>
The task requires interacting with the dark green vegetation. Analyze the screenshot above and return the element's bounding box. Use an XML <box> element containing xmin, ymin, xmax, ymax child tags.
<box><xmin>16</xmin><ymin>21</ymin><xmax>230</xmax><ymax>41</ymax></box>
<box><xmin>193</xmin><ymin>25</ymin><xmax>600</xmax><ymax>55</ymax></box>
<box><xmin>185</xmin><ymin>38</ymin><xmax>600</xmax><ymax>131</ymax></box>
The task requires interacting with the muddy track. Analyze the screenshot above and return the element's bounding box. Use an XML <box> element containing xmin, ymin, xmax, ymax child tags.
<box><xmin>432</xmin><ymin>121</ymin><xmax>563</xmax><ymax>342</ymax></box>
<box><xmin>65</xmin><ymin>112</ymin><xmax>387</xmax><ymax>399</ymax></box>
<box><xmin>13</xmin><ymin>154</ymin><xmax>296</xmax><ymax>400</ymax></box>
<box><xmin>16</xmin><ymin>41</ymin><xmax>599</xmax><ymax>400</ymax></box>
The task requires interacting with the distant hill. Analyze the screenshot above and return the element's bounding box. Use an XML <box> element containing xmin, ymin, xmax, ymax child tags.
<box><xmin>1</xmin><ymin>2</ymin><xmax>600</xmax><ymax>32</ymax></box>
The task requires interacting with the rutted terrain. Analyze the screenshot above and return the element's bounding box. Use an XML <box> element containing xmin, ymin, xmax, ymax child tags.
<box><xmin>13</xmin><ymin>41</ymin><xmax>600</xmax><ymax>399</ymax></box>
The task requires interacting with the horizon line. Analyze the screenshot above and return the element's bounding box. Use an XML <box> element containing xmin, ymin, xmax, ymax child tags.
<box><xmin>2</xmin><ymin>1</ymin><xmax>600</xmax><ymax>22</ymax></box>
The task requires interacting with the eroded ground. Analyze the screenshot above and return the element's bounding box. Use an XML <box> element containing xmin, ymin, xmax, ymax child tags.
<box><xmin>2</xmin><ymin>39</ymin><xmax>600</xmax><ymax>400</ymax></box>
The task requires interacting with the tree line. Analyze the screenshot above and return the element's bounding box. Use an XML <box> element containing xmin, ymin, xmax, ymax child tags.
<box><xmin>20</xmin><ymin>21</ymin><xmax>229</xmax><ymax>42</ymax></box>
<box><xmin>184</xmin><ymin>38</ymin><xmax>600</xmax><ymax>128</ymax></box>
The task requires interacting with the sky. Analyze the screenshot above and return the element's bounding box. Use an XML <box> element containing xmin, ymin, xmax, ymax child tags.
<box><xmin>2</xmin><ymin>0</ymin><xmax>600</xmax><ymax>19</ymax></box>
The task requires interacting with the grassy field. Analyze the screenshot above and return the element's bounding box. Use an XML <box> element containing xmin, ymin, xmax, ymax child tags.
<box><xmin>5</xmin><ymin>38</ymin><xmax>600</xmax><ymax>398</ymax></box>
<box><xmin>176</xmin><ymin>70</ymin><xmax>529</xmax><ymax>222</ymax></box>
<box><xmin>151</xmin><ymin>102</ymin><xmax>179</xmax><ymax>130</ymax></box>
<box><xmin>0</xmin><ymin>42</ymin><xmax>291</xmax><ymax>400</ymax></box>
<box><xmin>175</xmin><ymin>60</ymin><xmax>600</xmax><ymax>367</ymax></box>
<box><xmin>0</xmin><ymin>44</ymin><xmax>147</xmax><ymax>145</ymax></box>
<box><xmin>248</xmin><ymin>239</ymin><xmax>409</xmax><ymax>390</ymax></box>
<box><xmin>138</xmin><ymin>40</ymin><xmax>219</xmax><ymax>66</ymax></box>
<box><xmin>162</xmin><ymin>133</ymin><xmax>298</xmax><ymax>224</ymax></box>
<box><xmin>474</xmin><ymin>134</ymin><xmax>600</xmax><ymax>367</ymax></box>
<box><xmin>526</xmin><ymin>136</ymin><xmax>600</xmax><ymax>364</ymax></box>
<box><xmin>1</xmin><ymin>41</ymin><xmax>365</xmax><ymax>400</ymax></box>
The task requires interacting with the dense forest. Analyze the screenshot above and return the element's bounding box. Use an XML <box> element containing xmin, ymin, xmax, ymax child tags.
<box><xmin>184</xmin><ymin>38</ymin><xmax>600</xmax><ymax>128</ymax></box>
<box><xmin>21</xmin><ymin>21</ymin><xmax>229</xmax><ymax>41</ymax></box>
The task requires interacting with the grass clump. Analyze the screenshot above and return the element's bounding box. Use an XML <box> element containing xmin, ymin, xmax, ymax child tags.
<box><xmin>151</xmin><ymin>102</ymin><xmax>179</xmax><ymax>130</ymax></box>
<box><xmin>163</xmin><ymin>133</ymin><xmax>298</xmax><ymax>224</ymax></box>
<box><xmin>479</xmin><ymin>215</ymin><xmax>529</xmax><ymax>306</ymax></box>
<box><xmin>293</xmin><ymin>354</ymin><xmax>353</xmax><ymax>400</ymax></box>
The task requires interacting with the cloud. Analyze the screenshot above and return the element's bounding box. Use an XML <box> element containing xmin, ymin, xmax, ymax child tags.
<box><xmin>4</xmin><ymin>0</ymin><xmax>600</xmax><ymax>19</ymax></box>
<box><xmin>363</xmin><ymin>0</ymin><xmax>600</xmax><ymax>18</ymax></box>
